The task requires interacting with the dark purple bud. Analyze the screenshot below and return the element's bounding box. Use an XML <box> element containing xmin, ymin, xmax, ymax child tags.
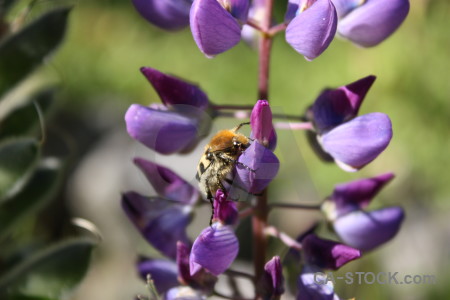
<box><xmin>131</xmin><ymin>0</ymin><xmax>192</xmax><ymax>31</ymax></box>
<box><xmin>190</xmin><ymin>0</ymin><xmax>244</xmax><ymax>57</ymax></box>
<box><xmin>125</xmin><ymin>104</ymin><xmax>210</xmax><ymax>154</ymax></box>
<box><xmin>134</xmin><ymin>158</ymin><xmax>199</xmax><ymax>205</ymax></box>
<box><xmin>297</xmin><ymin>265</ymin><xmax>338</xmax><ymax>300</ymax></box>
<box><xmin>250</xmin><ymin>100</ymin><xmax>277</xmax><ymax>150</ymax></box>
<box><xmin>302</xmin><ymin>234</ymin><xmax>361</xmax><ymax>270</ymax></box>
<box><xmin>337</xmin><ymin>0</ymin><xmax>410</xmax><ymax>47</ymax></box>
<box><xmin>286</xmin><ymin>0</ymin><xmax>337</xmax><ymax>60</ymax></box>
<box><xmin>320</xmin><ymin>112</ymin><xmax>393</xmax><ymax>171</ymax></box>
<box><xmin>164</xmin><ymin>286</ymin><xmax>205</xmax><ymax>300</ymax></box>
<box><xmin>140</xmin><ymin>67</ymin><xmax>209</xmax><ymax>110</ymax></box>
<box><xmin>213</xmin><ymin>189</ymin><xmax>239</xmax><ymax>225</ymax></box>
<box><xmin>333</xmin><ymin>206</ymin><xmax>404</xmax><ymax>251</ymax></box>
<box><xmin>235</xmin><ymin>141</ymin><xmax>279</xmax><ymax>194</ymax></box>
<box><xmin>329</xmin><ymin>172</ymin><xmax>394</xmax><ymax>217</ymax></box>
<box><xmin>261</xmin><ymin>256</ymin><xmax>285</xmax><ymax>297</ymax></box>
<box><xmin>137</xmin><ymin>258</ymin><xmax>179</xmax><ymax>293</ymax></box>
<box><xmin>312</xmin><ymin>75</ymin><xmax>376</xmax><ymax>133</ymax></box>
<box><xmin>190</xmin><ymin>223</ymin><xmax>238</xmax><ymax>276</ymax></box>
<box><xmin>122</xmin><ymin>192</ymin><xmax>192</xmax><ymax>258</ymax></box>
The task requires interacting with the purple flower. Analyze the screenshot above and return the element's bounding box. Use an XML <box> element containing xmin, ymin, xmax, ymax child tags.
<box><xmin>125</xmin><ymin>68</ymin><xmax>212</xmax><ymax>154</ymax></box>
<box><xmin>260</xmin><ymin>256</ymin><xmax>285</xmax><ymax>298</ymax></box>
<box><xmin>122</xmin><ymin>192</ymin><xmax>192</xmax><ymax>258</ymax></box>
<box><xmin>285</xmin><ymin>0</ymin><xmax>338</xmax><ymax>60</ymax></box>
<box><xmin>190</xmin><ymin>223</ymin><xmax>239</xmax><ymax>276</ymax></box>
<box><xmin>333</xmin><ymin>0</ymin><xmax>410</xmax><ymax>47</ymax></box>
<box><xmin>235</xmin><ymin>141</ymin><xmax>279</xmax><ymax>194</ymax></box>
<box><xmin>250</xmin><ymin>99</ymin><xmax>277</xmax><ymax>150</ymax></box>
<box><xmin>333</xmin><ymin>206</ymin><xmax>404</xmax><ymax>251</ymax></box>
<box><xmin>131</xmin><ymin>0</ymin><xmax>192</xmax><ymax>31</ymax></box>
<box><xmin>302</xmin><ymin>234</ymin><xmax>361</xmax><ymax>270</ymax></box>
<box><xmin>164</xmin><ymin>286</ymin><xmax>205</xmax><ymax>300</ymax></box>
<box><xmin>137</xmin><ymin>258</ymin><xmax>179</xmax><ymax>293</ymax></box>
<box><xmin>307</xmin><ymin>76</ymin><xmax>392</xmax><ymax>171</ymax></box>
<box><xmin>190</xmin><ymin>0</ymin><xmax>250</xmax><ymax>57</ymax></box>
<box><xmin>213</xmin><ymin>189</ymin><xmax>239</xmax><ymax>225</ymax></box>
<box><xmin>297</xmin><ymin>265</ymin><xmax>340</xmax><ymax>300</ymax></box>
<box><xmin>134</xmin><ymin>158</ymin><xmax>199</xmax><ymax>205</ymax></box>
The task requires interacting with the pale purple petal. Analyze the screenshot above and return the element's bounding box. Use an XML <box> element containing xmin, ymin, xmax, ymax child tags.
<box><xmin>137</xmin><ymin>258</ymin><xmax>179</xmax><ymax>293</ymax></box>
<box><xmin>134</xmin><ymin>158</ymin><xmax>199</xmax><ymax>204</ymax></box>
<box><xmin>331</xmin><ymin>0</ymin><xmax>361</xmax><ymax>18</ymax></box>
<box><xmin>331</xmin><ymin>172</ymin><xmax>394</xmax><ymax>215</ymax></box>
<box><xmin>250</xmin><ymin>100</ymin><xmax>276</xmax><ymax>150</ymax></box>
<box><xmin>164</xmin><ymin>286</ymin><xmax>205</xmax><ymax>300</ymax></box>
<box><xmin>286</xmin><ymin>0</ymin><xmax>337</xmax><ymax>60</ymax></box>
<box><xmin>312</xmin><ymin>75</ymin><xmax>376</xmax><ymax>133</ymax></box>
<box><xmin>320</xmin><ymin>112</ymin><xmax>392</xmax><ymax>171</ymax></box>
<box><xmin>235</xmin><ymin>141</ymin><xmax>279</xmax><ymax>194</ymax></box>
<box><xmin>140</xmin><ymin>67</ymin><xmax>209</xmax><ymax>109</ymax></box>
<box><xmin>333</xmin><ymin>207</ymin><xmax>404</xmax><ymax>251</ymax></box>
<box><xmin>297</xmin><ymin>265</ymin><xmax>337</xmax><ymax>300</ymax></box>
<box><xmin>338</xmin><ymin>0</ymin><xmax>410</xmax><ymax>47</ymax></box>
<box><xmin>190</xmin><ymin>0</ymin><xmax>242</xmax><ymax>57</ymax></box>
<box><xmin>122</xmin><ymin>192</ymin><xmax>192</xmax><ymax>258</ymax></box>
<box><xmin>190</xmin><ymin>223</ymin><xmax>238</xmax><ymax>276</ymax></box>
<box><xmin>285</xmin><ymin>0</ymin><xmax>301</xmax><ymax>23</ymax></box>
<box><xmin>229</xmin><ymin>0</ymin><xmax>250</xmax><ymax>23</ymax></box>
<box><xmin>302</xmin><ymin>234</ymin><xmax>361</xmax><ymax>270</ymax></box>
<box><xmin>125</xmin><ymin>104</ymin><xmax>199</xmax><ymax>154</ymax></box>
<box><xmin>132</xmin><ymin>0</ymin><xmax>192</xmax><ymax>31</ymax></box>
<box><xmin>262</xmin><ymin>256</ymin><xmax>285</xmax><ymax>297</ymax></box>
<box><xmin>213</xmin><ymin>189</ymin><xmax>239</xmax><ymax>225</ymax></box>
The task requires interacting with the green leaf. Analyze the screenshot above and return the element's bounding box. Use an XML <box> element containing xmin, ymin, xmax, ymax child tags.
<box><xmin>0</xmin><ymin>159</ymin><xmax>62</xmax><ymax>236</ymax></box>
<box><xmin>0</xmin><ymin>238</ymin><xmax>97</xmax><ymax>297</ymax></box>
<box><xmin>0</xmin><ymin>7</ymin><xmax>71</xmax><ymax>97</ymax></box>
<box><xmin>0</xmin><ymin>138</ymin><xmax>39</xmax><ymax>201</ymax></box>
<box><xmin>0</xmin><ymin>89</ymin><xmax>53</xmax><ymax>139</ymax></box>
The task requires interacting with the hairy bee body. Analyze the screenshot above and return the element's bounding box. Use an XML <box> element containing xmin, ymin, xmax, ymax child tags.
<box><xmin>196</xmin><ymin>123</ymin><xmax>251</xmax><ymax>202</ymax></box>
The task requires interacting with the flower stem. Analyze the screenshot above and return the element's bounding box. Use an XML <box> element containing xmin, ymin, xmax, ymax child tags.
<box><xmin>257</xmin><ymin>0</ymin><xmax>274</xmax><ymax>100</ymax></box>
<box><xmin>269</xmin><ymin>203</ymin><xmax>322</xmax><ymax>210</ymax></box>
<box><xmin>264</xmin><ymin>226</ymin><xmax>303</xmax><ymax>250</ymax></box>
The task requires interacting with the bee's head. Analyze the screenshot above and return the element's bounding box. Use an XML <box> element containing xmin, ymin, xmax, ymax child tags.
<box><xmin>232</xmin><ymin>134</ymin><xmax>250</xmax><ymax>152</ymax></box>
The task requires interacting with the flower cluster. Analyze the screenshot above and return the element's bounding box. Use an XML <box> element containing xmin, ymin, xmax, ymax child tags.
<box><xmin>123</xmin><ymin>0</ymin><xmax>410</xmax><ymax>298</ymax></box>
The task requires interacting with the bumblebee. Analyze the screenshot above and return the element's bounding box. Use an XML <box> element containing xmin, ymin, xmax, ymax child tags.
<box><xmin>196</xmin><ymin>122</ymin><xmax>253</xmax><ymax>223</ymax></box>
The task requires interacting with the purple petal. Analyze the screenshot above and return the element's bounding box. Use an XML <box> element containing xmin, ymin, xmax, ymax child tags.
<box><xmin>140</xmin><ymin>67</ymin><xmax>209</xmax><ymax>110</ymax></box>
<box><xmin>331</xmin><ymin>172</ymin><xmax>394</xmax><ymax>215</ymax></box>
<box><xmin>331</xmin><ymin>0</ymin><xmax>361</xmax><ymax>18</ymax></box>
<box><xmin>286</xmin><ymin>0</ymin><xmax>337</xmax><ymax>60</ymax></box>
<box><xmin>137</xmin><ymin>258</ymin><xmax>179</xmax><ymax>293</ymax></box>
<box><xmin>176</xmin><ymin>241</ymin><xmax>192</xmax><ymax>285</ymax></box>
<box><xmin>131</xmin><ymin>0</ymin><xmax>191</xmax><ymax>31</ymax></box>
<box><xmin>262</xmin><ymin>256</ymin><xmax>285</xmax><ymax>297</ymax></box>
<box><xmin>164</xmin><ymin>286</ymin><xmax>205</xmax><ymax>300</ymax></box>
<box><xmin>122</xmin><ymin>192</ymin><xmax>192</xmax><ymax>258</ymax></box>
<box><xmin>297</xmin><ymin>265</ymin><xmax>337</xmax><ymax>300</ymax></box>
<box><xmin>250</xmin><ymin>100</ymin><xmax>277</xmax><ymax>150</ymax></box>
<box><xmin>312</xmin><ymin>75</ymin><xmax>376</xmax><ymax>133</ymax></box>
<box><xmin>190</xmin><ymin>223</ymin><xmax>238</xmax><ymax>276</ymax></box>
<box><xmin>285</xmin><ymin>0</ymin><xmax>301</xmax><ymax>23</ymax></box>
<box><xmin>125</xmin><ymin>104</ymin><xmax>200</xmax><ymax>154</ymax></box>
<box><xmin>320</xmin><ymin>112</ymin><xmax>393</xmax><ymax>171</ymax></box>
<box><xmin>302</xmin><ymin>234</ymin><xmax>361</xmax><ymax>270</ymax></box>
<box><xmin>229</xmin><ymin>0</ymin><xmax>250</xmax><ymax>23</ymax></box>
<box><xmin>338</xmin><ymin>0</ymin><xmax>410</xmax><ymax>47</ymax></box>
<box><xmin>235</xmin><ymin>141</ymin><xmax>279</xmax><ymax>194</ymax></box>
<box><xmin>190</xmin><ymin>0</ymin><xmax>242</xmax><ymax>57</ymax></box>
<box><xmin>134</xmin><ymin>158</ymin><xmax>199</xmax><ymax>205</ymax></box>
<box><xmin>213</xmin><ymin>189</ymin><xmax>239</xmax><ymax>225</ymax></box>
<box><xmin>333</xmin><ymin>206</ymin><xmax>404</xmax><ymax>251</ymax></box>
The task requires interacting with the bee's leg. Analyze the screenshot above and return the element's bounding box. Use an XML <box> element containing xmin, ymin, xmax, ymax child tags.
<box><xmin>217</xmin><ymin>154</ymin><xmax>256</xmax><ymax>172</ymax></box>
<box><xmin>205</xmin><ymin>179</ymin><xmax>215</xmax><ymax>227</ymax></box>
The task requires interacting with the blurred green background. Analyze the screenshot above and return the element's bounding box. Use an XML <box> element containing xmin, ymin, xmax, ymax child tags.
<box><xmin>2</xmin><ymin>0</ymin><xmax>450</xmax><ymax>299</ymax></box>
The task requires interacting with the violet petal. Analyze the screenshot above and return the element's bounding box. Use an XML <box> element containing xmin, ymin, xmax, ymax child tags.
<box><xmin>131</xmin><ymin>0</ymin><xmax>192</xmax><ymax>31</ymax></box>
<box><xmin>263</xmin><ymin>256</ymin><xmax>285</xmax><ymax>297</ymax></box>
<box><xmin>190</xmin><ymin>223</ymin><xmax>238</xmax><ymax>276</ymax></box>
<box><xmin>134</xmin><ymin>158</ymin><xmax>199</xmax><ymax>205</ymax></box>
<box><xmin>140</xmin><ymin>67</ymin><xmax>209</xmax><ymax>110</ymax></box>
<box><xmin>312</xmin><ymin>75</ymin><xmax>376</xmax><ymax>133</ymax></box>
<box><xmin>122</xmin><ymin>192</ymin><xmax>192</xmax><ymax>258</ymax></box>
<box><xmin>331</xmin><ymin>172</ymin><xmax>394</xmax><ymax>215</ymax></box>
<box><xmin>229</xmin><ymin>0</ymin><xmax>250</xmax><ymax>23</ymax></box>
<box><xmin>333</xmin><ymin>206</ymin><xmax>404</xmax><ymax>251</ymax></box>
<box><xmin>331</xmin><ymin>0</ymin><xmax>361</xmax><ymax>18</ymax></box>
<box><xmin>286</xmin><ymin>0</ymin><xmax>337</xmax><ymax>60</ymax></box>
<box><xmin>125</xmin><ymin>104</ymin><xmax>199</xmax><ymax>154</ymax></box>
<box><xmin>338</xmin><ymin>0</ymin><xmax>410</xmax><ymax>47</ymax></box>
<box><xmin>190</xmin><ymin>0</ymin><xmax>242</xmax><ymax>57</ymax></box>
<box><xmin>214</xmin><ymin>189</ymin><xmax>239</xmax><ymax>225</ymax></box>
<box><xmin>250</xmin><ymin>100</ymin><xmax>276</xmax><ymax>150</ymax></box>
<box><xmin>164</xmin><ymin>286</ymin><xmax>205</xmax><ymax>300</ymax></box>
<box><xmin>236</xmin><ymin>141</ymin><xmax>279</xmax><ymax>194</ymax></box>
<box><xmin>320</xmin><ymin>112</ymin><xmax>393</xmax><ymax>171</ymax></box>
<box><xmin>302</xmin><ymin>234</ymin><xmax>361</xmax><ymax>270</ymax></box>
<box><xmin>137</xmin><ymin>258</ymin><xmax>179</xmax><ymax>293</ymax></box>
<box><xmin>297</xmin><ymin>265</ymin><xmax>337</xmax><ymax>300</ymax></box>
